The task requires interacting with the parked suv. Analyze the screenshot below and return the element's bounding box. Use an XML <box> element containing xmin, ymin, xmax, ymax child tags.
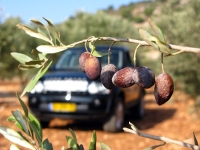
<box><xmin>28</xmin><ymin>46</ymin><xmax>145</xmax><ymax>132</ymax></box>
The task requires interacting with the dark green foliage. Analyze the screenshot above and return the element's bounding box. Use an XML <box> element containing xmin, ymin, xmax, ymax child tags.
<box><xmin>132</xmin><ymin>16</ymin><xmax>145</xmax><ymax>23</ymax></box>
<box><xmin>170</xmin><ymin>0</ymin><xmax>180</xmax><ymax>7</ymax></box>
<box><xmin>121</xmin><ymin>9</ymin><xmax>132</xmax><ymax>18</ymax></box>
<box><xmin>89</xmin><ymin>131</ymin><xmax>96</xmax><ymax>150</ymax></box>
<box><xmin>119</xmin><ymin>4</ymin><xmax>136</xmax><ymax>20</ymax></box>
<box><xmin>56</xmin><ymin>11</ymin><xmax>137</xmax><ymax>45</ymax></box>
<box><xmin>65</xmin><ymin>129</ymin><xmax>110</xmax><ymax>150</ymax></box>
<box><xmin>0</xmin><ymin>17</ymin><xmax>40</xmax><ymax>80</ymax></box>
<box><xmin>43</xmin><ymin>139</ymin><xmax>53</xmax><ymax>150</ymax></box>
<box><xmin>0</xmin><ymin>92</ymin><xmax>112</xmax><ymax>150</ymax></box>
<box><xmin>156</xmin><ymin>0</ymin><xmax>167</xmax><ymax>2</ymax></box>
<box><xmin>154</xmin><ymin>1</ymin><xmax>200</xmax><ymax>99</ymax></box>
<box><xmin>0</xmin><ymin>94</ymin><xmax>45</xmax><ymax>149</ymax></box>
<box><xmin>130</xmin><ymin>0</ymin><xmax>200</xmax><ymax>103</ymax></box>
<box><xmin>144</xmin><ymin>6</ymin><xmax>154</xmax><ymax>16</ymax></box>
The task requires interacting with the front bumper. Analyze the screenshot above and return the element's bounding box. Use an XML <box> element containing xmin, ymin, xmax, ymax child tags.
<box><xmin>30</xmin><ymin>110</ymin><xmax>108</xmax><ymax>121</ymax></box>
<box><xmin>28</xmin><ymin>93</ymin><xmax>112</xmax><ymax>121</ymax></box>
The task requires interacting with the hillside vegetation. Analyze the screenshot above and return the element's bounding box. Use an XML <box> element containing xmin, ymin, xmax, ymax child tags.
<box><xmin>104</xmin><ymin>0</ymin><xmax>200</xmax><ymax>103</ymax></box>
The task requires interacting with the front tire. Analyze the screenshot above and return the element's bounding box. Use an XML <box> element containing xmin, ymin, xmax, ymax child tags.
<box><xmin>40</xmin><ymin>120</ymin><xmax>50</xmax><ymax>128</ymax></box>
<box><xmin>103</xmin><ymin>97</ymin><xmax>124</xmax><ymax>132</ymax></box>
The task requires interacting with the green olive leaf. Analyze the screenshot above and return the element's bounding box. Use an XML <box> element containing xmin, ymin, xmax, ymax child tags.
<box><xmin>31</xmin><ymin>19</ymin><xmax>45</xmax><ymax>27</ymax></box>
<box><xmin>16</xmin><ymin>93</ymin><xmax>29</xmax><ymax>117</ymax></box>
<box><xmin>100</xmin><ymin>142</ymin><xmax>111</xmax><ymax>150</ymax></box>
<box><xmin>89</xmin><ymin>42</ymin><xmax>108</xmax><ymax>57</ymax></box>
<box><xmin>89</xmin><ymin>131</ymin><xmax>96</xmax><ymax>150</ymax></box>
<box><xmin>38</xmin><ymin>53</ymin><xmax>47</xmax><ymax>60</ymax></box>
<box><xmin>31</xmin><ymin>19</ymin><xmax>51</xmax><ymax>41</ymax></box>
<box><xmin>31</xmin><ymin>49</ymin><xmax>39</xmax><ymax>59</ymax></box>
<box><xmin>27</xmin><ymin>112</ymin><xmax>43</xmax><ymax>147</ymax></box>
<box><xmin>7</xmin><ymin>116</ymin><xmax>16</xmax><ymax>122</ymax></box>
<box><xmin>25</xmin><ymin>60</ymin><xmax>44</xmax><ymax>65</ymax></box>
<box><xmin>42</xmin><ymin>17</ymin><xmax>54</xmax><ymax>28</ymax></box>
<box><xmin>69</xmin><ymin>128</ymin><xmax>77</xmax><ymax>143</ymax></box>
<box><xmin>37</xmin><ymin>28</ymin><xmax>49</xmax><ymax>39</ymax></box>
<box><xmin>7</xmin><ymin>116</ymin><xmax>23</xmax><ymax>130</ymax></box>
<box><xmin>66</xmin><ymin>136</ymin><xmax>80</xmax><ymax>150</ymax></box>
<box><xmin>10</xmin><ymin>144</ymin><xmax>20</xmax><ymax>150</ymax></box>
<box><xmin>91</xmin><ymin>50</ymin><xmax>109</xmax><ymax>57</ymax></box>
<box><xmin>89</xmin><ymin>42</ymin><xmax>95</xmax><ymax>52</ymax></box>
<box><xmin>36</xmin><ymin>45</ymin><xmax>73</xmax><ymax>53</ymax></box>
<box><xmin>11</xmin><ymin>52</ymin><xmax>32</xmax><ymax>64</ymax></box>
<box><xmin>21</xmin><ymin>60</ymin><xmax>52</xmax><ymax>97</ymax></box>
<box><xmin>16</xmin><ymin>24</ymin><xmax>51</xmax><ymax>44</ymax></box>
<box><xmin>148</xmin><ymin>19</ymin><xmax>166</xmax><ymax>43</ymax></box>
<box><xmin>11</xmin><ymin>110</ymin><xmax>30</xmax><ymax>136</ymax></box>
<box><xmin>139</xmin><ymin>29</ymin><xmax>171</xmax><ymax>55</ymax></box>
<box><xmin>31</xmin><ymin>49</ymin><xmax>47</xmax><ymax>60</ymax></box>
<box><xmin>139</xmin><ymin>29</ymin><xmax>158</xmax><ymax>50</ymax></box>
<box><xmin>43</xmin><ymin>139</ymin><xmax>53</xmax><ymax>150</ymax></box>
<box><xmin>18</xmin><ymin>64</ymin><xmax>42</xmax><ymax>70</ymax></box>
<box><xmin>0</xmin><ymin>127</ymin><xmax>35</xmax><ymax>150</ymax></box>
<box><xmin>42</xmin><ymin>17</ymin><xmax>62</xmax><ymax>44</ymax></box>
<box><xmin>149</xmin><ymin>36</ymin><xmax>172</xmax><ymax>55</ymax></box>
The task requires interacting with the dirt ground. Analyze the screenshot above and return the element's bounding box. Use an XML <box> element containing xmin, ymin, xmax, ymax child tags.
<box><xmin>0</xmin><ymin>80</ymin><xmax>200</xmax><ymax>150</ymax></box>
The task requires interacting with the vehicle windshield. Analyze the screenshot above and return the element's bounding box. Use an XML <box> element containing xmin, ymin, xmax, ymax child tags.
<box><xmin>55</xmin><ymin>47</ymin><xmax>123</xmax><ymax>70</ymax></box>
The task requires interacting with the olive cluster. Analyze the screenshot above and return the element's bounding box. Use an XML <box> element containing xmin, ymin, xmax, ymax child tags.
<box><xmin>79</xmin><ymin>52</ymin><xmax>174</xmax><ymax>106</ymax></box>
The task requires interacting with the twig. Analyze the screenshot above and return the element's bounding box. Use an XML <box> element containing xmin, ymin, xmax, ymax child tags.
<box><xmin>133</xmin><ymin>44</ymin><xmax>141</xmax><ymax>67</ymax></box>
<box><xmin>123</xmin><ymin>127</ymin><xmax>200</xmax><ymax>150</ymax></box>
<box><xmin>108</xmin><ymin>41</ymin><xmax>116</xmax><ymax>64</ymax></box>
<box><xmin>161</xmin><ymin>53</ymin><xmax>165</xmax><ymax>74</ymax></box>
<box><xmin>68</xmin><ymin>37</ymin><xmax>200</xmax><ymax>54</ymax></box>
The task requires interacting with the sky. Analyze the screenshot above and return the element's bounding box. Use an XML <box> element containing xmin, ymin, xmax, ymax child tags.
<box><xmin>0</xmin><ymin>0</ymin><xmax>144</xmax><ymax>24</ymax></box>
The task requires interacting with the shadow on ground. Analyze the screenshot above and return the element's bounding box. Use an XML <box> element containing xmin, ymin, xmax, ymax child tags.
<box><xmin>48</xmin><ymin>103</ymin><xmax>176</xmax><ymax>132</ymax></box>
<box><xmin>124</xmin><ymin>108</ymin><xmax>176</xmax><ymax>130</ymax></box>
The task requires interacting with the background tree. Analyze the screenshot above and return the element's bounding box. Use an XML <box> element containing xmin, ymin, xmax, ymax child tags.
<box><xmin>0</xmin><ymin>0</ymin><xmax>200</xmax><ymax>107</ymax></box>
<box><xmin>0</xmin><ymin>17</ymin><xmax>40</xmax><ymax>86</ymax></box>
<box><xmin>150</xmin><ymin>0</ymin><xmax>200</xmax><ymax>103</ymax></box>
<box><xmin>56</xmin><ymin>11</ymin><xmax>137</xmax><ymax>45</ymax></box>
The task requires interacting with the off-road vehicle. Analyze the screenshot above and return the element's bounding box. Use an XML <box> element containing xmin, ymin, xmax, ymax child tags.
<box><xmin>28</xmin><ymin>46</ymin><xmax>145</xmax><ymax>132</ymax></box>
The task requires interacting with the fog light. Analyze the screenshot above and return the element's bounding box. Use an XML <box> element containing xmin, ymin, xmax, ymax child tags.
<box><xmin>31</xmin><ymin>97</ymin><xmax>37</xmax><ymax>104</ymax></box>
<box><xmin>94</xmin><ymin>99</ymin><xmax>101</xmax><ymax>106</ymax></box>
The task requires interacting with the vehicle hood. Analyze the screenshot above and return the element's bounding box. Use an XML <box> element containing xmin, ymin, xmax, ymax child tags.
<box><xmin>38</xmin><ymin>71</ymin><xmax>93</xmax><ymax>93</ymax></box>
<box><xmin>41</xmin><ymin>70</ymin><xmax>89</xmax><ymax>80</ymax></box>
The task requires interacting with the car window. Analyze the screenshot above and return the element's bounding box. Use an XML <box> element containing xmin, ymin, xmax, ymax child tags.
<box><xmin>55</xmin><ymin>48</ymin><xmax>123</xmax><ymax>70</ymax></box>
<box><xmin>99</xmin><ymin>50</ymin><xmax>123</xmax><ymax>68</ymax></box>
<box><xmin>55</xmin><ymin>50</ymin><xmax>83</xmax><ymax>69</ymax></box>
<box><xmin>124</xmin><ymin>52</ymin><xmax>133</xmax><ymax>66</ymax></box>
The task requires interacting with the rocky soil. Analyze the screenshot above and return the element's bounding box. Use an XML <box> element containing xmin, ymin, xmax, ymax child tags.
<box><xmin>0</xmin><ymin>80</ymin><xmax>200</xmax><ymax>150</ymax></box>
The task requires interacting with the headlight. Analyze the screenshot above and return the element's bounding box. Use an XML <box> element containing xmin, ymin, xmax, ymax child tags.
<box><xmin>30</xmin><ymin>81</ymin><xmax>44</xmax><ymax>93</ymax></box>
<box><xmin>88</xmin><ymin>81</ymin><xmax>110</xmax><ymax>94</ymax></box>
<box><xmin>43</xmin><ymin>78</ymin><xmax>88</xmax><ymax>92</ymax></box>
